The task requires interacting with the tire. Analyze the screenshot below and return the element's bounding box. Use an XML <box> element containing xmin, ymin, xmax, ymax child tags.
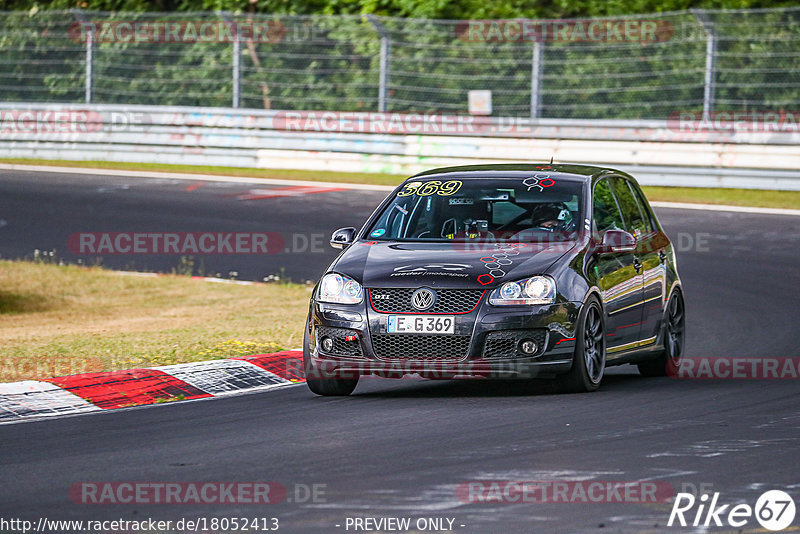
<box><xmin>638</xmin><ymin>290</ymin><xmax>685</xmax><ymax>377</ymax></box>
<box><xmin>557</xmin><ymin>296</ymin><xmax>606</xmax><ymax>393</ymax></box>
<box><xmin>303</xmin><ymin>319</ymin><xmax>359</xmax><ymax>396</ymax></box>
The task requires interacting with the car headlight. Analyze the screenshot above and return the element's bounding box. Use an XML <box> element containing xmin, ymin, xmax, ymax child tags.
<box><xmin>488</xmin><ymin>276</ymin><xmax>556</xmax><ymax>306</ymax></box>
<box><xmin>317</xmin><ymin>273</ymin><xmax>363</xmax><ymax>304</ymax></box>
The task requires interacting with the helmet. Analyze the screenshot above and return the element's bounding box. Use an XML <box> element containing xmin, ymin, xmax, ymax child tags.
<box><xmin>531</xmin><ymin>202</ymin><xmax>573</xmax><ymax>231</ymax></box>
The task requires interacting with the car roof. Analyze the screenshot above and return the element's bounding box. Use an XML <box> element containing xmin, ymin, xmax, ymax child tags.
<box><xmin>409</xmin><ymin>163</ymin><xmax>630</xmax><ymax>183</ymax></box>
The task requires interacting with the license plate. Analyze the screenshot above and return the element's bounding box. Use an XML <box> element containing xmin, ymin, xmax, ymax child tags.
<box><xmin>387</xmin><ymin>315</ymin><xmax>455</xmax><ymax>334</ymax></box>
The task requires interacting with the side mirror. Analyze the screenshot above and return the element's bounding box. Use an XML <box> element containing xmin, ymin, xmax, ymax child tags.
<box><xmin>597</xmin><ymin>229</ymin><xmax>636</xmax><ymax>253</ymax></box>
<box><xmin>330</xmin><ymin>227</ymin><xmax>357</xmax><ymax>249</ymax></box>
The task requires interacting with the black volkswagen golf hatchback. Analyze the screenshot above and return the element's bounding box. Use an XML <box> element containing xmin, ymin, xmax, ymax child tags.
<box><xmin>304</xmin><ymin>164</ymin><xmax>685</xmax><ymax>395</ymax></box>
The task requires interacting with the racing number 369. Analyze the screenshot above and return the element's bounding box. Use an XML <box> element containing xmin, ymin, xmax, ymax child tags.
<box><xmin>397</xmin><ymin>180</ymin><xmax>462</xmax><ymax>197</ymax></box>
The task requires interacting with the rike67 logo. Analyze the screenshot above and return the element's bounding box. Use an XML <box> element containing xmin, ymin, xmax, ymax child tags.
<box><xmin>668</xmin><ymin>490</ymin><xmax>796</xmax><ymax>531</ymax></box>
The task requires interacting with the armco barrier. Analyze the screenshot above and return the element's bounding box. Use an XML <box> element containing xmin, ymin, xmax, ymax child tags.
<box><xmin>1</xmin><ymin>103</ymin><xmax>798</xmax><ymax>190</ymax></box>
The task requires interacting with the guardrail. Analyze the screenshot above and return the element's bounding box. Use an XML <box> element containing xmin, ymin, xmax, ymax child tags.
<box><xmin>1</xmin><ymin>103</ymin><xmax>798</xmax><ymax>190</ymax></box>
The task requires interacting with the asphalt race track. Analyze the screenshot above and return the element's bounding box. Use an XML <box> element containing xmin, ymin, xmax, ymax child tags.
<box><xmin>0</xmin><ymin>169</ymin><xmax>390</xmax><ymax>283</ymax></box>
<box><xmin>2</xmin><ymin>169</ymin><xmax>800</xmax><ymax>533</ymax></box>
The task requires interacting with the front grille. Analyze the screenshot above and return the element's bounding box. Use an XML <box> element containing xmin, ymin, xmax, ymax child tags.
<box><xmin>316</xmin><ymin>326</ymin><xmax>364</xmax><ymax>358</ymax></box>
<box><xmin>372</xmin><ymin>334</ymin><xmax>471</xmax><ymax>360</ymax></box>
<box><xmin>483</xmin><ymin>329</ymin><xmax>548</xmax><ymax>359</ymax></box>
<box><xmin>369</xmin><ymin>288</ymin><xmax>485</xmax><ymax>314</ymax></box>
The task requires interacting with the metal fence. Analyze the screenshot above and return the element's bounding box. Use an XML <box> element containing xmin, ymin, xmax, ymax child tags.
<box><xmin>0</xmin><ymin>8</ymin><xmax>799</xmax><ymax>119</ymax></box>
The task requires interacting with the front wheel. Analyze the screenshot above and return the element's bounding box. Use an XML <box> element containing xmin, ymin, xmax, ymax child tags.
<box><xmin>557</xmin><ymin>297</ymin><xmax>606</xmax><ymax>393</ymax></box>
<box><xmin>303</xmin><ymin>319</ymin><xmax>359</xmax><ymax>396</ymax></box>
<box><xmin>638</xmin><ymin>290</ymin><xmax>685</xmax><ymax>377</ymax></box>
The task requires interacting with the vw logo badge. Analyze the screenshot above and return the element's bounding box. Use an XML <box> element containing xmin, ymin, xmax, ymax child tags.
<box><xmin>411</xmin><ymin>288</ymin><xmax>436</xmax><ymax>311</ymax></box>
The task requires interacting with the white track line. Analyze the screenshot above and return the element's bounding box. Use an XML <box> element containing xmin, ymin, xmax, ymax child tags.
<box><xmin>650</xmin><ymin>201</ymin><xmax>800</xmax><ymax>217</ymax></box>
<box><xmin>0</xmin><ymin>163</ymin><xmax>396</xmax><ymax>191</ymax></box>
<box><xmin>1</xmin><ymin>163</ymin><xmax>797</xmax><ymax>216</ymax></box>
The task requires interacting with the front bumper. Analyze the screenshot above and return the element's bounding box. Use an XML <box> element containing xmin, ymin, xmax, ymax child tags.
<box><xmin>308</xmin><ymin>294</ymin><xmax>582</xmax><ymax>380</ymax></box>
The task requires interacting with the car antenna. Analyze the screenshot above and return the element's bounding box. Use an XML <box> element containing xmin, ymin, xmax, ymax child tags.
<box><xmin>549</xmin><ymin>156</ymin><xmax>554</xmax><ymax>165</ymax></box>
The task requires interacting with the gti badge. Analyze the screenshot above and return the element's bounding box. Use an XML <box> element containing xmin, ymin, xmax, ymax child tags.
<box><xmin>411</xmin><ymin>288</ymin><xmax>436</xmax><ymax>311</ymax></box>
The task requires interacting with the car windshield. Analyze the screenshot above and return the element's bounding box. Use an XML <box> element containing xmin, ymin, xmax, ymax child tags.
<box><xmin>366</xmin><ymin>177</ymin><xmax>584</xmax><ymax>243</ymax></box>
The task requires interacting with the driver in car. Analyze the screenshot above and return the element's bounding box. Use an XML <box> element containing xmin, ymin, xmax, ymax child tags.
<box><xmin>530</xmin><ymin>202</ymin><xmax>574</xmax><ymax>232</ymax></box>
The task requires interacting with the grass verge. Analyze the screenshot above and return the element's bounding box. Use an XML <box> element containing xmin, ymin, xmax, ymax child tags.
<box><xmin>2</xmin><ymin>157</ymin><xmax>798</xmax><ymax>210</ymax></box>
<box><xmin>0</xmin><ymin>260</ymin><xmax>310</xmax><ymax>382</ymax></box>
<box><xmin>641</xmin><ymin>186</ymin><xmax>800</xmax><ymax>210</ymax></box>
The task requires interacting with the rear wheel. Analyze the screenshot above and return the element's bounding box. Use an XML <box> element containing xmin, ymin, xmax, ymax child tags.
<box><xmin>557</xmin><ymin>297</ymin><xmax>605</xmax><ymax>393</ymax></box>
<box><xmin>303</xmin><ymin>320</ymin><xmax>359</xmax><ymax>396</ymax></box>
<box><xmin>638</xmin><ymin>290</ymin><xmax>685</xmax><ymax>377</ymax></box>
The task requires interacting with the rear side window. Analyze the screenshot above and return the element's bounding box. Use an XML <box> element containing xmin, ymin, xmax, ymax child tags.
<box><xmin>609</xmin><ymin>177</ymin><xmax>649</xmax><ymax>237</ymax></box>
<box><xmin>592</xmin><ymin>179</ymin><xmax>624</xmax><ymax>234</ymax></box>
<box><xmin>627</xmin><ymin>182</ymin><xmax>656</xmax><ymax>233</ymax></box>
